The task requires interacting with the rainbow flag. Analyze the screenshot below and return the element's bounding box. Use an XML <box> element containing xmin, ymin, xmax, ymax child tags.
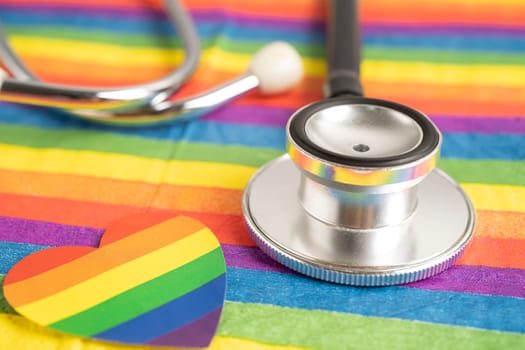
<box><xmin>0</xmin><ymin>0</ymin><xmax>524</xmax><ymax>349</ymax></box>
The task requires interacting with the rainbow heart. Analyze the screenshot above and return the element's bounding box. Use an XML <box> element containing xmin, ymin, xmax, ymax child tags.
<box><xmin>3</xmin><ymin>213</ymin><xmax>226</xmax><ymax>348</ymax></box>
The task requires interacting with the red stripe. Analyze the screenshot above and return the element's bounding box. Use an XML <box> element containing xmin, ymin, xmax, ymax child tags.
<box><xmin>3</xmin><ymin>0</ymin><xmax>523</xmax><ymax>29</ymax></box>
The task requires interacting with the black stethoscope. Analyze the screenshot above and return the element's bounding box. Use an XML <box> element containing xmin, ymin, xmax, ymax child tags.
<box><xmin>242</xmin><ymin>0</ymin><xmax>475</xmax><ymax>286</ymax></box>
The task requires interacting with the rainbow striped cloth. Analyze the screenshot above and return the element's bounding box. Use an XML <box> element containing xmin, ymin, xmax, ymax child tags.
<box><xmin>0</xmin><ymin>0</ymin><xmax>524</xmax><ymax>349</ymax></box>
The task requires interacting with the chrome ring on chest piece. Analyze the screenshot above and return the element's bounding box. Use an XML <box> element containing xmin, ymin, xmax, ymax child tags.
<box><xmin>242</xmin><ymin>97</ymin><xmax>475</xmax><ymax>286</ymax></box>
<box><xmin>288</xmin><ymin>97</ymin><xmax>440</xmax><ymax>230</ymax></box>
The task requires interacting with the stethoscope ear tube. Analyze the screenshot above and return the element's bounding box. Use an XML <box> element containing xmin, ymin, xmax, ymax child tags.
<box><xmin>326</xmin><ymin>0</ymin><xmax>363</xmax><ymax>98</ymax></box>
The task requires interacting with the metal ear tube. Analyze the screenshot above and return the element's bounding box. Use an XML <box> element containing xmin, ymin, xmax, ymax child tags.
<box><xmin>242</xmin><ymin>0</ymin><xmax>475</xmax><ymax>286</ymax></box>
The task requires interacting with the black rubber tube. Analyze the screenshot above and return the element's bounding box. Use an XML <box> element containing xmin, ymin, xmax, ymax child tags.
<box><xmin>326</xmin><ymin>0</ymin><xmax>363</xmax><ymax>97</ymax></box>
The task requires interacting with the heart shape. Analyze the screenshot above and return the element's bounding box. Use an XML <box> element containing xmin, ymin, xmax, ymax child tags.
<box><xmin>3</xmin><ymin>213</ymin><xmax>226</xmax><ymax>348</ymax></box>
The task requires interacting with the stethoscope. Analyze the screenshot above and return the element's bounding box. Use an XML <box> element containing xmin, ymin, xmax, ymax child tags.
<box><xmin>242</xmin><ymin>0</ymin><xmax>475</xmax><ymax>286</ymax></box>
<box><xmin>0</xmin><ymin>0</ymin><xmax>303</xmax><ymax>125</ymax></box>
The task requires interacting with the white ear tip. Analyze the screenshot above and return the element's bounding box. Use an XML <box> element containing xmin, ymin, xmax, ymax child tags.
<box><xmin>248</xmin><ymin>41</ymin><xmax>304</xmax><ymax>95</ymax></box>
<box><xmin>0</xmin><ymin>68</ymin><xmax>7</xmax><ymax>88</ymax></box>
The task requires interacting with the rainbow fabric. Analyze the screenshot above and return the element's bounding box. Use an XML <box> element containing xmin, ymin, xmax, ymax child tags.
<box><xmin>0</xmin><ymin>0</ymin><xmax>524</xmax><ymax>349</ymax></box>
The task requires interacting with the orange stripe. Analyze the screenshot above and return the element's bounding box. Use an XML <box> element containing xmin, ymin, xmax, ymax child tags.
<box><xmin>19</xmin><ymin>53</ymin><xmax>525</xmax><ymax>107</ymax></box>
<box><xmin>366</xmin><ymin>82</ymin><xmax>525</xmax><ymax>118</ymax></box>
<box><xmin>238</xmin><ymin>92</ymin><xmax>525</xmax><ymax>118</ymax></box>
<box><xmin>99</xmin><ymin>211</ymin><xmax>188</xmax><ymax>246</ymax></box>
<box><xmin>4</xmin><ymin>216</ymin><xmax>203</xmax><ymax>307</ymax></box>
<box><xmin>0</xmin><ymin>169</ymin><xmax>243</xmax><ymax>215</ymax></box>
<box><xmin>361</xmin><ymin>0</ymin><xmax>525</xmax><ymax>28</ymax></box>
<box><xmin>458</xmin><ymin>236</ymin><xmax>525</xmax><ymax>269</ymax></box>
<box><xmin>16</xmin><ymin>62</ymin><xmax>523</xmax><ymax>117</ymax></box>
<box><xmin>18</xmin><ymin>57</ymin><xmax>176</xmax><ymax>87</ymax></box>
<box><xmin>3</xmin><ymin>246</ymin><xmax>94</xmax><ymax>285</ymax></box>
<box><xmin>15</xmin><ymin>52</ymin><xmax>525</xmax><ymax>117</ymax></box>
<box><xmin>181</xmin><ymin>77</ymin><xmax>525</xmax><ymax>117</ymax></box>
<box><xmin>475</xmin><ymin>210</ymin><xmax>525</xmax><ymax>240</ymax></box>
<box><xmin>0</xmin><ymin>192</ymin><xmax>253</xmax><ymax>246</ymax></box>
<box><xmin>0</xmin><ymin>170</ymin><xmax>524</xmax><ymax>240</ymax></box>
<box><xmin>0</xmin><ymin>190</ymin><xmax>524</xmax><ymax>269</ymax></box>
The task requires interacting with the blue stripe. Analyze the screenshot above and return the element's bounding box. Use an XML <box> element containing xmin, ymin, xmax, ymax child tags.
<box><xmin>0</xmin><ymin>103</ymin><xmax>523</xmax><ymax>160</ymax></box>
<box><xmin>225</xmin><ymin>267</ymin><xmax>525</xmax><ymax>333</ymax></box>
<box><xmin>0</xmin><ymin>10</ymin><xmax>174</xmax><ymax>36</ymax></box>
<box><xmin>0</xmin><ymin>10</ymin><xmax>321</xmax><ymax>45</ymax></box>
<box><xmin>0</xmin><ymin>241</ymin><xmax>49</xmax><ymax>274</ymax></box>
<box><xmin>1</xmin><ymin>241</ymin><xmax>524</xmax><ymax>332</ymax></box>
<box><xmin>1</xmin><ymin>9</ymin><xmax>525</xmax><ymax>52</ymax></box>
<box><xmin>94</xmin><ymin>275</ymin><xmax>226</xmax><ymax>343</ymax></box>
<box><xmin>0</xmin><ymin>103</ymin><xmax>287</xmax><ymax>149</ymax></box>
<box><xmin>441</xmin><ymin>133</ymin><xmax>525</xmax><ymax>160</ymax></box>
<box><xmin>364</xmin><ymin>34</ymin><xmax>525</xmax><ymax>53</ymax></box>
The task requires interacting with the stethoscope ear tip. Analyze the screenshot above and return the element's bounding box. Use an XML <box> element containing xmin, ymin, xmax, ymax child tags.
<box><xmin>0</xmin><ymin>67</ymin><xmax>7</xmax><ymax>88</ymax></box>
<box><xmin>248</xmin><ymin>41</ymin><xmax>304</xmax><ymax>95</ymax></box>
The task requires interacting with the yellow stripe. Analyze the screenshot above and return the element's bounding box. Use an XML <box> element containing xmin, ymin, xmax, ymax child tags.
<box><xmin>10</xmin><ymin>37</ymin><xmax>525</xmax><ymax>87</ymax></box>
<box><xmin>0</xmin><ymin>145</ymin><xmax>523</xmax><ymax>212</ymax></box>
<box><xmin>0</xmin><ymin>314</ymin><xmax>302</xmax><ymax>350</ymax></box>
<box><xmin>462</xmin><ymin>183</ymin><xmax>525</xmax><ymax>213</ymax></box>
<box><xmin>16</xmin><ymin>228</ymin><xmax>217</xmax><ymax>325</ymax></box>
<box><xmin>9</xmin><ymin>37</ymin><xmax>184</xmax><ymax>67</ymax></box>
<box><xmin>362</xmin><ymin>61</ymin><xmax>525</xmax><ymax>88</ymax></box>
<box><xmin>0</xmin><ymin>144</ymin><xmax>255</xmax><ymax>190</ymax></box>
<box><xmin>211</xmin><ymin>336</ymin><xmax>302</xmax><ymax>350</ymax></box>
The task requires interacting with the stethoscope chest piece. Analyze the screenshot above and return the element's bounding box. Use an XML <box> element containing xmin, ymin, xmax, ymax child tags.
<box><xmin>243</xmin><ymin>97</ymin><xmax>475</xmax><ymax>286</ymax></box>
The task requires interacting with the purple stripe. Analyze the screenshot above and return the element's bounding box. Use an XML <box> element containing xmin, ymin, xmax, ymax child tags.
<box><xmin>0</xmin><ymin>216</ymin><xmax>102</xmax><ymax>247</ymax></box>
<box><xmin>362</xmin><ymin>24</ymin><xmax>525</xmax><ymax>37</ymax></box>
<box><xmin>1</xmin><ymin>215</ymin><xmax>524</xmax><ymax>297</ymax></box>
<box><xmin>0</xmin><ymin>4</ymin><xmax>164</xmax><ymax>21</ymax></box>
<box><xmin>204</xmin><ymin>105</ymin><xmax>525</xmax><ymax>134</ymax></box>
<box><xmin>222</xmin><ymin>244</ymin><xmax>290</xmax><ymax>274</ymax></box>
<box><xmin>431</xmin><ymin>115</ymin><xmax>525</xmax><ymax>134</ymax></box>
<box><xmin>192</xmin><ymin>10</ymin><xmax>323</xmax><ymax>32</ymax></box>
<box><xmin>408</xmin><ymin>265</ymin><xmax>525</xmax><ymax>297</ymax></box>
<box><xmin>147</xmin><ymin>307</ymin><xmax>222</xmax><ymax>347</ymax></box>
<box><xmin>201</xmin><ymin>105</ymin><xmax>294</xmax><ymax>128</ymax></box>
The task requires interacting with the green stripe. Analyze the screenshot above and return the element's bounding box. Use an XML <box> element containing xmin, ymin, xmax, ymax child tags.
<box><xmin>6</xmin><ymin>28</ymin><xmax>525</xmax><ymax>65</ymax></box>
<box><xmin>7</xmin><ymin>27</ymin><xmax>183</xmax><ymax>48</ymax></box>
<box><xmin>49</xmin><ymin>248</ymin><xmax>225</xmax><ymax>336</ymax></box>
<box><xmin>0</xmin><ymin>124</ymin><xmax>523</xmax><ymax>186</ymax></box>
<box><xmin>365</xmin><ymin>47</ymin><xmax>525</xmax><ymax>65</ymax></box>
<box><xmin>1</xmin><ymin>281</ymin><xmax>524</xmax><ymax>349</ymax></box>
<box><xmin>0</xmin><ymin>124</ymin><xmax>282</xmax><ymax>167</ymax></box>
<box><xmin>218</xmin><ymin>302</ymin><xmax>525</xmax><ymax>350</ymax></box>
<box><xmin>438</xmin><ymin>159</ymin><xmax>525</xmax><ymax>186</ymax></box>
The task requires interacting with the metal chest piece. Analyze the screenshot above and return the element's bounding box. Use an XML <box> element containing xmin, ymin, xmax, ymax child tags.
<box><xmin>243</xmin><ymin>97</ymin><xmax>475</xmax><ymax>286</ymax></box>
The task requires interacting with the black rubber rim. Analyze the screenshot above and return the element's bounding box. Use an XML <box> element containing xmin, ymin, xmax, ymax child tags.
<box><xmin>288</xmin><ymin>96</ymin><xmax>440</xmax><ymax>168</ymax></box>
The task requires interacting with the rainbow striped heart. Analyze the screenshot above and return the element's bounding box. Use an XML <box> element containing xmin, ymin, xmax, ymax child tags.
<box><xmin>3</xmin><ymin>213</ymin><xmax>226</xmax><ymax>348</ymax></box>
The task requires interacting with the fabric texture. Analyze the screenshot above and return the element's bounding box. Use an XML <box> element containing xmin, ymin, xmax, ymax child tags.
<box><xmin>0</xmin><ymin>0</ymin><xmax>524</xmax><ymax>349</ymax></box>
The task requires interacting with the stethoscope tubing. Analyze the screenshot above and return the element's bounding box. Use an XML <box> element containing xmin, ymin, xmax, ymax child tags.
<box><xmin>326</xmin><ymin>0</ymin><xmax>363</xmax><ymax>98</ymax></box>
<box><xmin>0</xmin><ymin>0</ymin><xmax>200</xmax><ymax>116</ymax></box>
